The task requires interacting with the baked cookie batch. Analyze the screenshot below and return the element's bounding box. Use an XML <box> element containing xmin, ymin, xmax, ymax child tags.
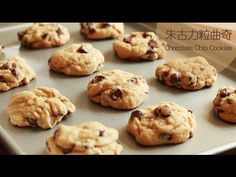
<box><xmin>0</xmin><ymin>22</ymin><xmax>234</xmax><ymax>155</ymax></box>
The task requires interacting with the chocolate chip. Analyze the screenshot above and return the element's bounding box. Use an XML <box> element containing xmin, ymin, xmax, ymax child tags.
<box><xmin>170</xmin><ymin>73</ymin><xmax>180</xmax><ymax>83</ymax></box>
<box><xmin>123</xmin><ymin>37</ymin><xmax>132</xmax><ymax>43</ymax></box>
<box><xmin>146</xmin><ymin>49</ymin><xmax>155</xmax><ymax>55</ymax></box>
<box><xmin>56</xmin><ymin>28</ymin><xmax>64</xmax><ymax>35</ymax></box>
<box><xmin>41</xmin><ymin>33</ymin><xmax>48</xmax><ymax>39</ymax></box>
<box><xmin>148</xmin><ymin>39</ymin><xmax>158</xmax><ymax>48</ymax></box>
<box><xmin>188</xmin><ymin>109</ymin><xmax>193</xmax><ymax>113</ymax></box>
<box><xmin>0</xmin><ymin>63</ymin><xmax>10</xmax><ymax>70</ymax></box>
<box><xmin>12</xmin><ymin>63</ymin><xmax>17</xmax><ymax>69</ymax></box>
<box><xmin>142</xmin><ymin>32</ymin><xmax>151</xmax><ymax>38</ymax></box>
<box><xmin>77</xmin><ymin>46</ymin><xmax>88</xmax><ymax>53</ymax></box>
<box><xmin>189</xmin><ymin>132</ymin><xmax>193</xmax><ymax>139</ymax></box>
<box><xmin>130</xmin><ymin>34</ymin><xmax>137</xmax><ymax>37</ymax></box>
<box><xmin>84</xmin><ymin>145</ymin><xmax>91</xmax><ymax>149</ymax></box>
<box><xmin>216</xmin><ymin>109</ymin><xmax>224</xmax><ymax>114</ymax></box>
<box><xmin>154</xmin><ymin>106</ymin><xmax>171</xmax><ymax>118</ymax></box>
<box><xmin>89</xmin><ymin>27</ymin><xmax>96</xmax><ymax>33</ymax></box>
<box><xmin>159</xmin><ymin>133</ymin><xmax>172</xmax><ymax>140</ymax></box>
<box><xmin>61</xmin><ymin>144</ymin><xmax>75</xmax><ymax>154</ymax></box>
<box><xmin>82</xmin><ymin>23</ymin><xmax>96</xmax><ymax>33</ymax></box>
<box><xmin>131</xmin><ymin>110</ymin><xmax>143</xmax><ymax>120</ymax></box>
<box><xmin>27</xmin><ymin>118</ymin><xmax>37</xmax><ymax>126</ymax></box>
<box><xmin>188</xmin><ymin>76</ymin><xmax>196</xmax><ymax>86</ymax></box>
<box><xmin>99</xmin><ymin>130</ymin><xmax>105</xmax><ymax>137</ymax></box>
<box><xmin>227</xmin><ymin>98</ymin><xmax>233</xmax><ymax>104</ymax></box>
<box><xmin>11</xmin><ymin>68</ymin><xmax>19</xmax><ymax>79</ymax></box>
<box><xmin>220</xmin><ymin>89</ymin><xmax>230</xmax><ymax>98</ymax></box>
<box><xmin>100</xmin><ymin>23</ymin><xmax>111</xmax><ymax>28</ymax></box>
<box><xmin>0</xmin><ymin>76</ymin><xmax>5</xmax><ymax>82</ymax></box>
<box><xmin>111</xmin><ymin>89</ymin><xmax>123</xmax><ymax>101</ymax></box>
<box><xmin>161</xmin><ymin>71</ymin><xmax>169</xmax><ymax>79</ymax></box>
<box><xmin>128</xmin><ymin>77</ymin><xmax>138</xmax><ymax>84</ymax></box>
<box><xmin>92</xmin><ymin>75</ymin><xmax>105</xmax><ymax>83</ymax></box>
<box><xmin>200</xmin><ymin>66</ymin><xmax>205</xmax><ymax>71</ymax></box>
<box><xmin>17</xmin><ymin>31</ymin><xmax>26</xmax><ymax>40</ymax></box>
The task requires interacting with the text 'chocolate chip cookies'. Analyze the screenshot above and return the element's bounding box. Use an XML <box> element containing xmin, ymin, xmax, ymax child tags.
<box><xmin>0</xmin><ymin>56</ymin><xmax>36</xmax><ymax>92</ymax></box>
<box><xmin>87</xmin><ymin>70</ymin><xmax>149</xmax><ymax>110</ymax></box>
<box><xmin>80</xmin><ymin>23</ymin><xmax>124</xmax><ymax>40</ymax></box>
<box><xmin>127</xmin><ymin>102</ymin><xmax>196</xmax><ymax>146</ymax></box>
<box><xmin>113</xmin><ymin>32</ymin><xmax>167</xmax><ymax>61</ymax></box>
<box><xmin>46</xmin><ymin>121</ymin><xmax>123</xmax><ymax>155</ymax></box>
<box><xmin>17</xmin><ymin>23</ymin><xmax>70</xmax><ymax>49</ymax></box>
<box><xmin>213</xmin><ymin>87</ymin><xmax>236</xmax><ymax>123</ymax></box>
<box><xmin>48</xmin><ymin>43</ymin><xmax>105</xmax><ymax>76</ymax></box>
<box><xmin>7</xmin><ymin>87</ymin><xmax>76</xmax><ymax>129</ymax></box>
<box><xmin>155</xmin><ymin>56</ymin><xmax>217</xmax><ymax>90</ymax></box>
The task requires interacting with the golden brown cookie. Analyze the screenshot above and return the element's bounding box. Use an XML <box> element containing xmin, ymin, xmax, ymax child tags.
<box><xmin>87</xmin><ymin>70</ymin><xmax>149</xmax><ymax>110</ymax></box>
<box><xmin>113</xmin><ymin>32</ymin><xmax>167</xmax><ymax>60</ymax></box>
<box><xmin>7</xmin><ymin>86</ymin><xmax>76</xmax><ymax>129</ymax></box>
<box><xmin>155</xmin><ymin>56</ymin><xmax>217</xmax><ymax>90</ymax></box>
<box><xmin>80</xmin><ymin>23</ymin><xmax>124</xmax><ymax>40</ymax></box>
<box><xmin>0</xmin><ymin>56</ymin><xmax>36</xmax><ymax>92</ymax></box>
<box><xmin>17</xmin><ymin>23</ymin><xmax>70</xmax><ymax>49</ymax></box>
<box><xmin>46</xmin><ymin>122</ymin><xmax>123</xmax><ymax>155</ymax></box>
<box><xmin>48</xmin><ymin>43</ymin><xmax>104</xmax><ymax>76</ymax></box>
<box><xmin>127</xmin><ymin>102</ymin><xmax>196</xmax><ymax>146</ymax></box>
<box><xmin>213</xmin><ymin>87</ymin><xmax>236</xmax><ymax>123</ymax></box>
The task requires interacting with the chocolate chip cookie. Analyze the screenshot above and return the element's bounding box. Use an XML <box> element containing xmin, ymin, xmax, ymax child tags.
<box><xmin>80</xmin><ymin>23</ymin><xmax>124</xmax><ymax>40</ymax></box>
<box><xmin>113</xmin><ymin>32</ymin><xmax>167</xmax><ymax>61</ymax></box>
<box><xmin>7</xmin><ymin>87</ymin><xmax>76</xmax><ymax>129</ymax></box>
<box><xmin>87</xmin><ymin>70</ymin><xmax>149</xmax><ymax>109</ymax></box>
<box><xmin>0</xmin><ymin>56</ymin><xmax>36</xmax><ymax>92</ymax></box>
<box><xmin>17</xmin><ymin>23</ymin><xmax>70</xmax><ymax>49</ymax></box>
<box><xmin>213</xmin><ymin>87</ymin><xmax>236</xmax><ymax>123</ymax></box>
<box><xmin>46</xmin><ymin>121</ymin><xmax>123</xmax><ymax>155</ymax></box>
<box><xmin>48</xmin><ymin>43</ymin><xmax>104</xmax><ymax>76</ymax></box>
<box><xmin>127</xmin><ymin>102</ymin><xmax>196</xmax><ymax>146</ymax></box>
<box><xmin>155</xmin><ymin>56</ymin><xmax>217</xmax><ymax>90</ymax></box>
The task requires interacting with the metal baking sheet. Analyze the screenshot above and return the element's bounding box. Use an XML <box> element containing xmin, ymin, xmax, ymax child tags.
<box><xmin>0</xmin><ymin>23</ymin><xmax>236</xmax><ymax>154</ymax></box>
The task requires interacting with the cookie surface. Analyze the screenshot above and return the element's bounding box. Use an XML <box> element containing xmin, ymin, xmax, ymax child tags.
<box><xmin>87</xmin><ymin>70</ymin><xmax>149</xmax><ymax>109</ymax></box>
<box><xmin>113</xmin><ymin>32</ymin><xmax>167</xmax><ymax>60</ymax></box>
<box><xmin>213</xmin><ymin>87</ymin><xmax>236</xmax><ymax>123</ymax></box>
<box><xmin>80</xmin><ymin>23</ymin><xmax>124</xmax><ymax>40</ymax></box>
<box><xmin>46</xmin><ymin>121</ymin><xmax>123</xmax><ymax>155</ymax></box>
<box><xmin>7</xmin><ymin>87</ymin><xmax>76</xmax><ymax>129</ymax></box>
<box><xmin>127</xmin><ymin>102</ymin><xmax>196</xmax><ymax>146</ymax></box>
<box><xmin>0</xmin><ymin>56</ymin><xmax>36</xmax><ymax>92</ymax></box>
<box><xmin>155</xmin><ymin>56</ymin><xmax>217</xmax><ymax>90</ymax></box>
<box><xmin>48</xmin><ymin>43</ymin><xmax>104</xmax><ymax>76</ymax></box>
<box><xmin>17</xmin><ymin>23</ymin><xmax>70</xmax><ymax>49</ymax></box>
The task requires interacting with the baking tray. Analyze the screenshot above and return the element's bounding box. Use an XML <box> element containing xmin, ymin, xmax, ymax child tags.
<box><xmin>0</xmin><ymin>23</ymin><xmax>236</xmax><ymax>155</ymax></box>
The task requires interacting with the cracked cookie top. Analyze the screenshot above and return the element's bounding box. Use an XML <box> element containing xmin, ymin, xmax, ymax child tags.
<box><xmin>17</xmin><ymin>23</ymin><xmax>70</xmax><ymax>49</ymax></box>
<box><xmin>46</xmin><ymin>121</ymin><xmax>123</xmax><ymax>155</ymax></box>
<box><xmin>0</xmin><ymin>56</ymin><xmax>36</xmax><ymax>92</ymax></box>
<box><xmin>7</xmin><ymin>86</ymin><xmax>76</xmax><ymax>129</ymax></box>
<box><xmin>87</xmin><ymin>70</ymin><xmax>149</xmax><ymax>110</ymax></box>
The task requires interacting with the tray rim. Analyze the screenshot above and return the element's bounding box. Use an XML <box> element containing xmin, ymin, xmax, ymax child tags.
<box><xmin>0</xmin><ymin>23</ymin><xmax>235</xmax><ymax>155</ymax></box>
